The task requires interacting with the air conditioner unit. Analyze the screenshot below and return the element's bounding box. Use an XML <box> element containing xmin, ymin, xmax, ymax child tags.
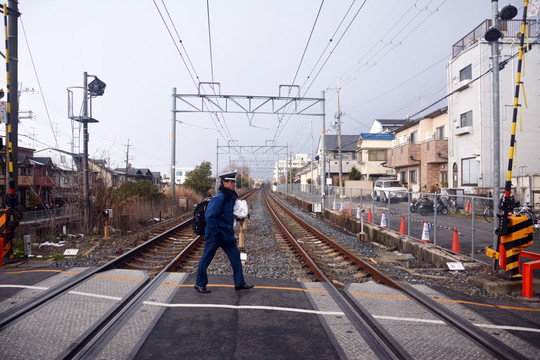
<box><xmin>425</xmin><ymin>131</ymin><xmax>434</xmax><ymax>140</ymax></box>
<box><xmin>455</xmin><ymin>79</ymin><xmax>471</xmax><ymax>92</ymax></box>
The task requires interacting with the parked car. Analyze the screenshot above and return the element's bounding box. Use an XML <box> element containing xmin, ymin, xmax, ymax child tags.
<box><xmin>372</xmin><ymin>180</ymin><xmax>408</xmax><ymax>202</ymax></box>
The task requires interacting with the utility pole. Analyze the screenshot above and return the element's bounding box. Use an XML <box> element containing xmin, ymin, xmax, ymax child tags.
<box><xmin>320</xmin><ymin>90</ymin><xmax>326</xmax><ymax>206</ymax></box>
<box><xmin>491</xmin><ymin>0</ymin><xmax>501</xmax><ymax>270</ymax></box>
<box><xmin>336</xmin><ymin>81</ymin><xmax>343</xmax><ymax>199</ymax></box>
<box><xmin>124</xmin><ymin>138</ymin><xmax>131</xmax><ymax>176</ymax></box>
<box><xmin>171</xmin><ymin>87</ymin><xmax>176</xmax><ymax>202</ymax></box>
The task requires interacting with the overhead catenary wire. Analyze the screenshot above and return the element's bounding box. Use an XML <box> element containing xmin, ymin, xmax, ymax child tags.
<box><xmin>341</xmin><ymin>0</ymin><xmax>437</xmax><ymax>83</ymax></box>
<box><xmin>290</xmin><ymin>0</ymin><xmax>325</xmax><ymax>88</ymax></box>
<box><xmin>206</xmin><ymin>0</ymin><xmax>215</xmax><ymax>83</ymax></box>
<box><xmin>153</xmin><ymin>0</ymin><xmax>199</xmax><ymax>89</ymax></box>
<box><xmin>273</xmin><ymin>0</ymin><xmax>366</xmax><ymax>145</ymax></box>
<box><xmin>341</xmin><ymin>0</ymin><xmax>447</xmax><ymax>86</ymax></box>
<box><xmin>153</xmin><ymin>1</ymin><xmax>234</xmax><ymax>145</ymax></box>
<box><xmin>160</xmin><ymin>0</ymin><xmax>200</xmax><ymax>82</ymax></box>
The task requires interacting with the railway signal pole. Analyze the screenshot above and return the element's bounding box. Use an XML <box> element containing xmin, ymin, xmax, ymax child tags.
<box><xmin>1</xmin><ymin>1</ymin><xmax>20</xmax><ymax>267</ymax></box>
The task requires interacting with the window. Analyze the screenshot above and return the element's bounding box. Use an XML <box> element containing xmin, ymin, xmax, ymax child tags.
<box><xmin>461</xmin><ymin>157</ymin><xmax>478</xmax><ymax>185</ymax></box>
<box><xmin>368</xmin><ymin>150</ymin><xmax>387</xmax><ymax>161</ymax></box>
<box><xmin>358</xmin><ymin>151</ymin><xmax>363</xmax><ymax>162</ymax></box>
<box><xmin>436</xmin><ymin>125</ymin><xmax>445</xmax><ymax>139</ymax></box>
<box><xmin>440</xmin><ymin>171</ymin><xmax>448</xmax><ymax>185</ymax></box>
<box><xmin>460</xmin><ymin>110</ymin><xmax>473</xmax><ymax>127</ymax></box>
<box><xmin>410</xmin><ymin>131</ymin><xmax>418</xmax><ymax>144</ymax></box>
<box><xmin>400</xmin><ymin>171</ymin><xmax>407</xmax><ymax>184</ymax></box>
<box><xmin>460</xmin><ymin>64</ymin><xmax>472</xmax><ymax>81</ymax></box>
<box><xmin>409</xmin><ymin>170</ymin><xmax>417</xmax><ymax>183</ymax></box>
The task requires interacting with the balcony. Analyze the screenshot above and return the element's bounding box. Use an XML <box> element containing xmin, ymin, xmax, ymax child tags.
<box><xmin>452</xmin><ymin>19</ymin><xmax>539</xmax><ymax>58</ymax></box>
<box><xmin>386</xmin><ymin>143</ymin><xmax>421</xmax><ymax>168</ymax></box>
<box><xmin>19</xmin><ymin>176</ymin><xmax>33</xmax><ymax>186</ymax></box>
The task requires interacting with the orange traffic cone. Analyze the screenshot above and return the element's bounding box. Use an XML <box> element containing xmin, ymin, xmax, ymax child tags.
<box><xmin>466</xmin><ymin>200</ymin><xmax>471</xmax><ymax>215</ymax></box>
<box><xmin>399</xmin><ymin>214</ymin><xmax>407</xmax><ymax>234</ymax></box>
<box><xmin>421</xmin><ymin>220</ymin><xmax>430</xmax><ymax>242</ymax></box>
<box><xmin>451</xmin><ymin>226</ymin><xmax>461</xmax><ymax>253</ymax></box>
<box><xmin>348</xmin><ymin>202</ymin><xmax>352</xmax><ymax>216</ymax></box>
<box><xmin>380</xmin><ymin>211</ymin><xmax>388</xmax><ymax>228</ymax></box>
<box><xmin>367</xmin><ymin>208</ymin><xmax>373</xmax><ymax>223</ymax></box>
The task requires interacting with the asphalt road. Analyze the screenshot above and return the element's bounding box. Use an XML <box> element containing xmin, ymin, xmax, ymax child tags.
<box><xmin>344</xmin><ymin>197</ymin><xmax>540</xmax><ymax>265</ymax></box>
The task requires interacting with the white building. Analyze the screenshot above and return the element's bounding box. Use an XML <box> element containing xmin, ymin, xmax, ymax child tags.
<box><xmin>447</xmin><ymin>19</ymin><xmax>539</xmax><ymax>194</ymax></box>
<box><xmin>175</xmin><ymin>167</ymin><xmax>194</xmax><ymax>184</ymax></box>
<box><xmin>273</xmin><ymin>154</ymin><xmax>309</xmax><ymax>184</ymax></box>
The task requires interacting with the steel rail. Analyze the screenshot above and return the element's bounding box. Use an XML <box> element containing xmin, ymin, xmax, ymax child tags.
<box><xmin>264</xmin><ymin>191</ymin><xmax>411</xmax><ymax>359</ymax></box>
<box><xmin>64</xmin><ymin>189</ymin><xmax>258</xmax><ymax>359</ymax></box>
<box><xmin>267</xmin><ymin>191</ymin><xmax>528</xmax><ymax>360</ymax></box>
<box><xmin>0</xmin><ymin>218</ymin><xmax>192</xmax><ymax>330</ymax></box>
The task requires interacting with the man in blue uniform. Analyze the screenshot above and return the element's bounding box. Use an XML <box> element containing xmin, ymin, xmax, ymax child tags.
<box><xmin>194</xmin><ymin>171</ymin><xmax>254</xmax><ymax>293</ymax></box>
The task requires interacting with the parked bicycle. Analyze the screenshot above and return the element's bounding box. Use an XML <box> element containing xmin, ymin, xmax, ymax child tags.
<box><xmin>440</xmin><ymin>196</ymin><xmax>458</xmax><ymax>215</ymax></box>
<box><xmin>516</xmin><ymin>202</ymin><xmax>540</xmax><ymax>227</ymax></box>
<box><xmin>483</xmin><ymin>202</ymin><xmax>494</xmax><ymax>223</ymax></box>
<box><xmin>419</xmin><ymin>196</ymin><xmax>449</xmax><ymax>216</ymax></box>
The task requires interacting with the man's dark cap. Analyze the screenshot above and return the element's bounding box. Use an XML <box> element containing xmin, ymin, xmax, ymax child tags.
<box><xmin>219</xmin><ymin>172</ymin><xmax>237</xmax><ymax>182</ymax></box>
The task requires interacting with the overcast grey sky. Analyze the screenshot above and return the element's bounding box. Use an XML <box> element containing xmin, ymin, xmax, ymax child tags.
<box><xmin>5</xmin><ymin>0</ymin><xmax>525</xmax><ymax>180</ymax></box>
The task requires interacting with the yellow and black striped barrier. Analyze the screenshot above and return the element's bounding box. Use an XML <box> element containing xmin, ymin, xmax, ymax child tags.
<box><xmin>500</xmin><ymin>215</ymin><xmax>533</xmax><ymax>277</ymax></box>
<box><xmin>0</xmin><ymin>209</ymin><xmax>11</xmax><ymax>267</ymax></box>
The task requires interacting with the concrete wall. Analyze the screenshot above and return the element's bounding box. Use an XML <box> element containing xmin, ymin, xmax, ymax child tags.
<box><xmin>278</xmin><ymin>192</ymin><xmax>460</xmax><ymax>268</ymax></box>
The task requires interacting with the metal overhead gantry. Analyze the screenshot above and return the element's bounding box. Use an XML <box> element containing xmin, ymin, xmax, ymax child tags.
<box><xmin>216</xmin><ymin>143</ymin><xmax>287</xmax><ymax>189</ymax></box>
<box><xmin>170</xmin><ymin>83</ymin><xmax>326</xmax><ymax>204</ymax></box>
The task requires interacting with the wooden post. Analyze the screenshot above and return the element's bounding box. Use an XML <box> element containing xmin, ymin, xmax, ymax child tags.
<box><xmin>238</xmin><ymin>219</ymin><xmax>245</xmax><ymax>251</ymax></box>
<box><xmin>104</xmin><ymin>217</ymin><xmax>110</xmax><ymax>239</ymax></box>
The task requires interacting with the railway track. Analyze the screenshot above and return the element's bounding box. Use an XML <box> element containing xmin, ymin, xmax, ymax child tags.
<box><xmin>263</xmin><ymin>190</ymin><xmax>528</xmax><ymax>360</ymax></box>
<box><xmin>1</xmin><ymin>188</ymin><xmax>532</xmax><ymax>359</ymax></box>
<box><xmin>0</xmin><ymin>189</ymin><xmax>258</xmax><ymax>359</ymax></box>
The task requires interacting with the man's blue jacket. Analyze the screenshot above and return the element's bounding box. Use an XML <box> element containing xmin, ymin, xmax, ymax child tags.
<box><xmin>204</xmin><ymin>190</ymin><xmax>238</xmax><ymax>243</ymax></box>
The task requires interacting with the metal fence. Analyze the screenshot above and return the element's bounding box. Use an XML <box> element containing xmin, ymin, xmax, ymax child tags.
<box><xmin>276</xmin><ymin>183</ymin><xmax>504</xmax><ymax>263</ymax></box>
<box><xmin>21</xmin><ymin>205</ymin><xmax>79</xmax><ymax>224</ymax></box>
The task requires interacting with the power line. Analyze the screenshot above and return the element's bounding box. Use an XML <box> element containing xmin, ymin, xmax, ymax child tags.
<box><xmin>206</xmin><ymin>0</ymin><xmax>215</xmax><ymax>82</ymax></box>
<box><xmin>152</xmin><ymin>0</ymin><xmax>199</xmax><ymax>88</ymax></box>
<box><xmin>290</xmin><ymin>0</ymin><xmax>325</xmax><ymax>87</ymax></box>
<box><xmin>20</xmin><ymin>16</ymin><xmax>59</xmax><ymax>149</ymax></box>
<box><xmin>301</xmin><ymin>0</ymin><xmax>368</xmax><ymax>96</ymax></box>
<box><xmin>348</xmin><ymin>53</ymin><xmax>450</xmax><ymax>110</ymax></box>
<box><xmin>160</xmin><ymin>0</ymin><xmax>200</xmax><ymax>82</ymax></box>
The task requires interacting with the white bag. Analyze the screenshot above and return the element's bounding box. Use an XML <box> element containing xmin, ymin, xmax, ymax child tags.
<box><xmin>233</xmin><ymin>199</ymin><xmax>248</xmax><ymax>219</ymax></box>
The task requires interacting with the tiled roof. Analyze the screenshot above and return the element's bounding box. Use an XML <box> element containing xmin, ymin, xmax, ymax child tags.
<box><xmin>359</xmin><ymin>133</ymin><xmax>394</xmax><ymax>140</ymax></box>
<box><xmin>324</xmin><ymin>134</ymin><xmax>360</xmax><ymax>150</ymax></box>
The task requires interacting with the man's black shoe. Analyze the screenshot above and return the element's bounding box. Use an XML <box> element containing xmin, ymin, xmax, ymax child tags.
<box><xmin>235</xmin><ymin>283</ymin><xmax>254</xmax><ymax>291</ymax></box>
<box><xmin>194</xmin><ymin>285</ymin><xmax>211</xmax><ymax>293</ymax></box>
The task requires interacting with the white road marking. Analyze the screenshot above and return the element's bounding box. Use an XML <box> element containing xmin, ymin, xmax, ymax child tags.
<box><xmin>3</xmin><ymin>284</ymin><xmax>539</xmax><ymax>333</ymax></box>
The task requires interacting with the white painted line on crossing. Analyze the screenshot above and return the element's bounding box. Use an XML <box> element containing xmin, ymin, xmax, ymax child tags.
<box><xmin>0</xmin><ymin>284</ymin><xmax>48</xmax><ymax>290</ymax></box>
<box><xmin>375</xmin><ymin>315</ymin><xmax>540</xmax><ymax>333</ymax></box>
<box><xmin>68</xmin><ymin>290</ymin><xmax>122</xmax><ymax>301</ymax></box>
<box><xmin>3</xmin><ymin>285</ymin><xmax>539</xmax><ymax>334</ymax></box>
<box><xmin>142</xmin><ymin>301</ymin><xmax>345</xmax><ymax>316</ymax></box>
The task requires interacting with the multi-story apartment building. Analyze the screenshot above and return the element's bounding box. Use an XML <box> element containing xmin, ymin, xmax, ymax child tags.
<box><xmin>273</xmin><ymin>153</ymin><xmax>309</xmax><ymax>184</ymax></box>
<box><xmin>386</xmin><ymin>108</ymin><xmax>448</xmax><ymax>192</ymax></box>
<box><xmin>447</xmin><ymin>19</ymin><xmax>539</xmax><ymax>194</ymax></box>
